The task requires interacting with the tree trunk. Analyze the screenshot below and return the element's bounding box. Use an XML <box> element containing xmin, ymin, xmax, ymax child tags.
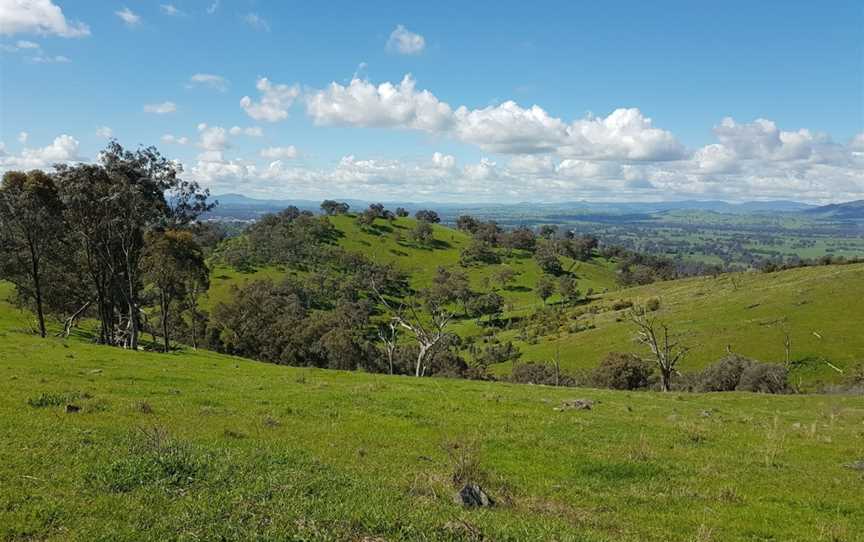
<box><xmin>161</xmin><ymin>292</ymin><xmax>170</xmax><ymax>353</ymax></box>
<box><xmin>29</xmin><ymin>252</ymin><xmax>46</xmax><ymax>338</ymax></box>
<box><xmin>660</xmin><ymin>368</ymin><xmax>671</xmax><ymax>392</ymax></box>
<box><xmin>415</xmin><ymin>344</ymin><xmax>430</xmax><ymax>377</ymax></box>
<box><xmin>190</xmin><ymin>314</ymin><xmax>198</xmax><ymax>350</ymax></box>
<box><xmin>129</xmin><ymin>305</ymin><xmax>140</xmax><ymax>350</ymax></box>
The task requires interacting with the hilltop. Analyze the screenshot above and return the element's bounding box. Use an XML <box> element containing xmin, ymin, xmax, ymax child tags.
<box><xmin>0</xmin><ymin>285</ymin><xmax>862</xmax><ymax>541</ymax></box>
<box><xmin>207</xmin><ymin>214</ymin><xmax>619</xmax><ymax>310</ymax></box>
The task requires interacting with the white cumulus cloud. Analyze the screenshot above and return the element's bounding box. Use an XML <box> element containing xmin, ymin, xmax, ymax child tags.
<box><xmin>197</xmin><ymin>123</ymin><xmax>229</xmax><ymax>152</ymax></box>
<box><xmin>229</xmin><ymin>126</ymin><xmax>263</xmax><ymax>137</ymax></box>
<box><xmin>0</xmin><ymin>0</ymin><xmax>90</xmax><ymax>37</ymax></box>
<box><xmin>259</xmin><ymin>146</ymin><xmax>298</xmax><ymax>159</ymax></box>
<box><xmin>304</xmin><ymin>74</ymin><xmax>684</xmax><ymax>161</ymax></box>
<box><xmin>386</xmin><ymin>24</ymin><xmax>425</xmax><ymax>55</ymax></box>
<box><xmin>453</xmin><ymin>101</ymin><xmax>567</xmax><ymax>154</ymax></box>
<box><xmin>306</xmin><ymin>74</ymin><xmax>453</xmax><ymax>132</ymax></box>
<box><xmin>240</xmin><ymin>78</ymin><xmax>300</xmax><ymax>122</ymax></box>
<box><xmin>0</xmin><ymin>134</ymin><xmax>80</xmax><ymax>169</ymax></box>
<box><xmin>95</xmin><ymin>126</ymin><xmax>113</xmax><ymax>139</ymax></box>
<box><xmin>431</xmin><ymin>152</ymin><xmax>456</xmax><ymax>169</ymax></box>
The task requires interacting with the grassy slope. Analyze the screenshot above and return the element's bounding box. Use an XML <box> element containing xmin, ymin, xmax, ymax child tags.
<box><xmin>205</xmin><ymin>214</ymin><xmax>618</xmax><ymax>313</ymax></box>
<box><xmin>1</xmin><ymin>284</ymin><xmax>863</xmax><ymax>541</ymax></box>
<box><xmin>202</xmin><ymin>217</ymin><xmax>862</xmax><ymax>386</ymax></box>
<box><xmin>498</xmin><ymin>263</ymin><xmax>864</xmax><ymax>387</ymax></box>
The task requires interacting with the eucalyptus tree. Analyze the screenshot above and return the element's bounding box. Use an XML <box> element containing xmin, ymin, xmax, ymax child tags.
<box><xmin>55</xmin><ymin>142</ymin><xmax>212</xmax><ymax>348</ymax></box>
<box><xmin>0</xmin><ymin>170</ymin><xmax>66</xmax><ymax>337</ymax></box>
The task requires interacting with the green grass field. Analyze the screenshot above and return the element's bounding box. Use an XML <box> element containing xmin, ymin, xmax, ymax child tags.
<box><xmin>498</xmin><ymin>263</ymin><xmax>864</xmax><ymax>388</ymax></box>
<box><xmin>1</xmin><ymin>283</ymin><xmax>864</xmax><ymax>541</ymax></box>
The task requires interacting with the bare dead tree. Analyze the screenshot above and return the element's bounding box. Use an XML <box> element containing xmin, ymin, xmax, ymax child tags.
<box><xmin>57</xmin><ymin>301</ymin><xmax>92</xmax><ymax>338</ymax></box>
<box><xmin>553</xmin><ymin>339</ymin><xmax>561</xmax><ymax>387</ymax></box>
<box><xmin>783</xmin><ymin>329</ymin><xmax>792</xmax><ymax>368</ymax></box>
<box><xmin>371</xmin><ymin>278</ymin><xmax>452</xmax><ymax>377</ymax></box>
<box><xmin>631</xmin><ymin>308</ymin><xmax>688</xmax><ymax>392</ymax></box>
<box><xmin>377</xmin><ymin>320</ymin><xmax>399</xmax><ymax>375</ymax></box>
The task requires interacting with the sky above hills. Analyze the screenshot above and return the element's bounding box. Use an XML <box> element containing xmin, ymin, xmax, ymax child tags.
<box><xmin>1</xmin><ymin>0</ymin><xmax>862</xmax><ymax>203</ymax></box>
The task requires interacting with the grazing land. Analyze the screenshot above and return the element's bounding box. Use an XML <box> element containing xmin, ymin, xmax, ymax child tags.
<box><xmin>1</xmin><ymin>288</ymin><xmax>862</xmax><ymax>541</ymax></box>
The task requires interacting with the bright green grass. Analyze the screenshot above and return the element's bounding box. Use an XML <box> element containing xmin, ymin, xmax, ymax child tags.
<box><xmin>1</xmin><ymin>288</ymin><xmax>863</xmax><ymax>541</ymax></box>
<box><xmin>204</xmin><ymin>263</ymin><xmax>289</xmax><ymax>310</ymax></box>
<box><xmin>330</xmin><ymin>215</ymin><xmax>618</xmax><ymax>306</ymax></box>
<box><xmin>206</xmin><ymin>215</ymin><xmax>619</xmax><ymax>311</ymax></box>
<box><xmin>497</xmin><ymin>263</ymin><xmax>864</xmax><ymax>387</ymax></box>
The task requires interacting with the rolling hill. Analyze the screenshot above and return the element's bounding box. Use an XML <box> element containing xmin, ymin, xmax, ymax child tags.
<box><xmin>203</xmin><ymin>214</ymin><xmax>863</xmax><ymax>388</ymax></box>
<box><xmin>0</xmin><ymin>283</ymin><xmax>862</xmax><ymax>541</ymax></box>
<box><xmin>205</xmin><ymin>214</ymin><xmax>620</xmax><ymax>311</ymax></box>
<box><xmin>496</xmin><ymin>262</ymin><xmax>864</xmax><ymax>388</ymax></box>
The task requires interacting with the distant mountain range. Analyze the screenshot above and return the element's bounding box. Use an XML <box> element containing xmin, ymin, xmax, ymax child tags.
<box><xmin>205</xmin><ymin>193</ymin><xmax>864</xmax><ymax>221</ymax></box>
<box><xmin>803</xmin><ymin>200</ymin><xmax>864</xmax><ymax>220</ymax></box>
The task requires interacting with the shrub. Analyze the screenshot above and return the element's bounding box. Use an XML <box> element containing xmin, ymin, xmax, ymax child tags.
<box><xmin>27</xmin><ymin>391</ymin><xmax>86</xmax><ymax>408</ymax></box>
<box><xmin>611</xmin><ymin>299</ymin><xmax>633</xmax><ymax>311</ymax></box>
<box><xmin>89</xmin><ymin>427</ymin><xmax>206</xmax><ymax>493</ymax></box>
<box><xmin>591</xmin><ymin>352</ymin><xmax>653</xmax><ymax>390</ymax></box>
<box><xmin>699</xmin><ymin>354</ymin><xmax>756</xmax><ymax>392</ymax></box>
<box><xmin>845</xmin><ymin>362</ymin><xmax>864</xmax><ymax>386</ymax></box>
<box><xmin>736</xmin><ymin>363</ymin><xmax>790</xmax><ymax>393</ymax></box>
<box><xmin>645</xmin><ymin>297</ymin><xmax>661</xmax><ymax>312</ymax></box>
<box><xmin>475</xmin><ymin>341</ymin><xmax>521</xmax><ymax>366</ymax></box>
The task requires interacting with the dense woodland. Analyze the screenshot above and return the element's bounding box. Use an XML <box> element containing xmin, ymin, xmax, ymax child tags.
<box><xmin>3</xmin><ymin>142</ymin><xmax>862</xmax><ymax>394</ymax></box>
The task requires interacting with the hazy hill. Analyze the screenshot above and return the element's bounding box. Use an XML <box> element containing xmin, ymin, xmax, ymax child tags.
<box><xmin>804</xmin><ymin>200</ymin><xmax>864</xmax><ymax>220</ymax></box>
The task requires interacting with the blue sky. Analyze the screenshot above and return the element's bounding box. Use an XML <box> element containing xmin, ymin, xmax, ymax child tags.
<box><xmin>1</xmin><ymin>0</ymin><xmax>862</xmax><ymax>203</ymax></box>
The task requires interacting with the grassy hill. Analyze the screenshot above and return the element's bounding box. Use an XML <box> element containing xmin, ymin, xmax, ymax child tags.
<box><xmin>496</xmin><ymin>263</ymin><xmax>864</xmax><ymax>388</ymax></box>
<box><xmin>202</xmin><ymin>215</ymin><xmax>863</xmax><ymax>388</ymax></box>
<box><xmin>206</xmin><ymin>214</ymin><xmax>619</xmax><ymax>310</ymax></box>
<box><xmin>1</xmin><ymin>287</ymin><xmax>862</xmax><ymax>541</ymax></box>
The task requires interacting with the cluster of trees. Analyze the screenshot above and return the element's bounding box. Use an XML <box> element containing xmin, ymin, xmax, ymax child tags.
<box><xmin>351</xmin><ymin>203</ymin><xmax>439</xmax><ymax>245</ymax></box>
<box><xmin>207</xmin><ymin>203</ymin><xmax>482</xmax><ymax>378</ymax></box>
<box><xmin>0</xmin><ymin>143</ymin><xmax>214</xmax><ymax>351</ymax></box>
<box><xmin>455</xmin><ymin>215</ymin><xmax>599</xmax><ymax>275</ymax></box>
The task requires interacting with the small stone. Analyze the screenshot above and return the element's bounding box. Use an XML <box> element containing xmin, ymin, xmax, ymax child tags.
<box><xmin>561</xmin><ymin>398</ymin><xmax>594</xmax><ymax>410</ymax></box>
<box><xmin>844</xmin><ymin>460</ymin><xmax>864</xmax><ymax>471</ymax></box>
<box><xmin>700</xmin><ymin>410</ymin><xmax>712</xmax><ymax>418</ymax></box>
<box><xmin>455</xmin><ymin>483</ymin><xmax>494</xmax><ymax>508</ymax></box>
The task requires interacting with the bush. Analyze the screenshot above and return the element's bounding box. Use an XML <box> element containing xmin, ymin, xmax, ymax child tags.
<box><xmin>699</xmin><ymin>354</ymin><xmax>756</xmax><ymax>392</ymax></box>
<box><xmin>846</xmin><ymin>362</ymin><xmax>864</xmax><ymax>386</ymax></box>
<box><xmin>611</xmin><ymin>299</ymin><xmax>633</xmax><ymax>311</ymax></box>
<box><xmin>475</xmin><ymin>341</ymin><xmax>521</xmax><ymax>366</ymax></box>
<box><xmin>509</xmin><ymin>362</ymin><xmax>578</xmax><ymax>387</ymax></box>
<box><xmin>645</xmin><ymin>297</ymin><xmax>661</xmax><ymax>312</ymax></box>
<box><xmin>736</xmin><ymin>363</ymin><xmax>790</xmax><ymax>393</ymax></box>
<box><xmin>591</xmin><ymin>352</ymin><xmax>653</xmax><ymax>390</ymax></box>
